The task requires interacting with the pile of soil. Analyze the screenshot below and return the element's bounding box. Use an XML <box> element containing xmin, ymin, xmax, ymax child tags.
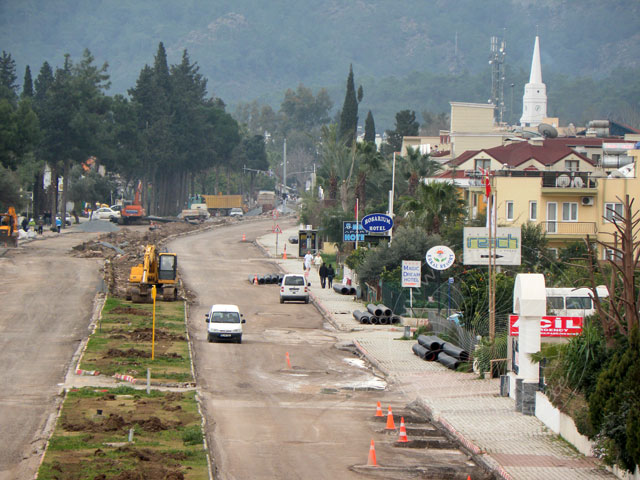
<box><xmin>71</xmin><ymin>219</ymin><xmax>233</xmax><ymax>299</ymax></box>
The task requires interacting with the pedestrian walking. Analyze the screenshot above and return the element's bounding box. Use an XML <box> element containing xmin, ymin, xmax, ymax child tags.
<box><xmin>327</xmin><ymin>264</ymin><xmax>335</xmax><ymax>288</ymax></box>
<box><xmin>313</xmin><ymin>252</ymin><xmax>323</xmax><ymax>270</ymax></box>
<box><xmin>55</xmin><ymin>216</ymin><xmax>62</xmax><ymax>233</ymax></box>
<box><xmin>319</xmin><ymin>264</ymin><xmax>328</xmax><ymax>288</ymax></box>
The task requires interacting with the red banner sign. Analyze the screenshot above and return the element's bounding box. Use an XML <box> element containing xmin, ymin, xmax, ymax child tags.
<box><xmin>509</xmin><ymin>315</ymin><xmax>583</xmax><ymax>337</ymax></box>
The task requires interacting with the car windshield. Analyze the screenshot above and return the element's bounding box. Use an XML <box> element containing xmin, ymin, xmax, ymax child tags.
<box><xmin>211</xmin><ymin>312</ymin><xmax>240</xmax><ymax>323</ymax></box>
<box><xmin>284</xmin><ymin>276</ymin><xmax>305</xmax><ymax>286</ymax></box>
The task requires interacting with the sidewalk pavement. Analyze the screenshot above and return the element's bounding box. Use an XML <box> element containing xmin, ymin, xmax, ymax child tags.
<box><xmin>257</xmin><ymin>225</ymin><xmax>614</xmax><ymax>480</ymax></box>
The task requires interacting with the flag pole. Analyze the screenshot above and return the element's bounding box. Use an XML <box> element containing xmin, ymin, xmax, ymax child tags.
<box><xmin>355</xmin><ymin>197</ymin><xmax>359</xmax><ymax>250</ymax></box>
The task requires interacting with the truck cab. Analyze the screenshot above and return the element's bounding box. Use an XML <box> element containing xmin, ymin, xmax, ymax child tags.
<box><xmin>205</xmin><ymin>304</ymin><xmax>245</xmax><ymax>343</ymax></box>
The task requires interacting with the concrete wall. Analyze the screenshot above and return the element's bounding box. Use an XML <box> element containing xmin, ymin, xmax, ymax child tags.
<box><xmin>535</xmin><ymin>392</ymin><xmax>593</xmax><ymax>456</ymax></box>
<box><xmin>450</xmin><ymin>102</ymin><xmax>495</xmax><ymax>133</ymax></box>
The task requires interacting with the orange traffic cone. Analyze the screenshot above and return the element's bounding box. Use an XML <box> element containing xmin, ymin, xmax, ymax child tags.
<box><xmin>286</xmin><ymin>352</ymin><xmax>291</xmax><ymax>369</ymax></box>
<box><xmin>283</xmin><ymin>244</ymin><xmax>287</xmax><ymax>259</ymax></box>
<box><xmin>375</xmin><ymin>401</ymin><xmax>383</xmax><ymax>417</ymax></box>
<box><xmin>253</xmin><ymin>274</ymin><xmax>258</xmax><ymax>285</ymax></box>
<box><xmin>398</xmin><ymin>417</ymin><xmax>408</xmax><ymax>443</ymax></box>
<box><xmin>367</xmin><ymin>439</ymin><xmax>377</xmax><ymax>466</ymax></box>
<box><xmin>242</xmin><ymin>233</ymin><xmax>246</xmax><ymax>242</ymax></box>
<box><xmin>386</xmin><ymin>406</ymin><xmax>396</xmax><ymax>430</ymax></box>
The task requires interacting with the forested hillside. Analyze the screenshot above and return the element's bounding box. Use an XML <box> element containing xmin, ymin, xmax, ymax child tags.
<box><xmin>2</xmin><ymin>0</ymin><xmax>639</xmax><ymax>130</ymax></box>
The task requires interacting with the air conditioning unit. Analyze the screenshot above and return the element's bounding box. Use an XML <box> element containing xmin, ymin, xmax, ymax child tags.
<box><xmin>581</xmin><ymin>196</ymin><xmax>594</xmax><ymax>206</ymax></box>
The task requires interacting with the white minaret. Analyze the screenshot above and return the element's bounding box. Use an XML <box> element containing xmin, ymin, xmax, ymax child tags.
<box><xmin>520</xmin><ymin>36</ymin><xmax>547</xmax><ymax>127</ymax></box>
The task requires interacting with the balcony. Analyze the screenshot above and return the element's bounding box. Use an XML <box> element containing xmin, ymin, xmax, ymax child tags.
<box><xmin>542</xmin><ymin>221</ymin><xmax>597</xmax><ymax>236</ymax></box>
<box><xmin>540</xmin><ymin>171</ymin><xmax>598</xmax><ymax>191</ymax></box>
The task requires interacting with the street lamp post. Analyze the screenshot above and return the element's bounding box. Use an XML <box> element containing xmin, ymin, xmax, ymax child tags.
<box><xmin>388</xmin><ymin>152</ymin><xmax>396</xmax><ymax>244</ymax></box>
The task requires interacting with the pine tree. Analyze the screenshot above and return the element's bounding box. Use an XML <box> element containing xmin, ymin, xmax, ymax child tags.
<box><xmin>22</xmin><ymin>66</ymin><xmax>33</xmax><ymax>98</ymax></box>
<box><xmin>34</xmin><ymin>62</ymin><xmax>54</xmax><ymax>107</ymax></box>
<box><xmin>0</xmin><ymin>51</ymin><xmax>18</xmax><ymax>104</ymax></box>
<box><xmin>338</xmin><ymin>64</ymin><xmax>358</xmax><ymax>146</ymax></box>
<box><xmin>364</xmin><ymin>110</ymin><xmax>376</xmax><ymax>143</ymax></box>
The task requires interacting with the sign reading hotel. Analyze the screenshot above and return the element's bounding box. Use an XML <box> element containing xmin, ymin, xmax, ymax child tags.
<box><xmin>463</xmin><ymin>227</ymin><xmax>521</xmax><ymax>266</ymax></box>
<box><xmin>343</xmin><ymin>222</ymin><xmax>365</xmax><ymax>242</ymax></box>
<box><xmin>509</xmin><ymin>315</ymin><xmax>583</xmax><ymax>337</ymax></box>
<box><xmin>361</xmin><ymin>213</ymin><xmax>393</xmax><ymax>233</ymax></box>
<box><xmin>401</xmin><ymin>260</ymin><xmax>421</xmax><ymax>288</ymax></box>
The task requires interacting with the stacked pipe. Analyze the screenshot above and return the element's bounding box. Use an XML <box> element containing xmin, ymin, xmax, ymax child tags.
<box><xmin>413</xmin><ymin>335</ymin><xmax>469</xmax><ymax>370</ymax></box>
<box><xmin>332</xmin><ymin>283</ymin><xmax>356</xmax><ymax>295</ymax></box>
<box><xmin>352</xmin><ymin>304</ymin><xmax>400</xmax><ymax>325</ymax></box>
<box><xmin>248</xmin><ymin>273</ymin><xmax>284</xmax><ymax>285</ymax></box>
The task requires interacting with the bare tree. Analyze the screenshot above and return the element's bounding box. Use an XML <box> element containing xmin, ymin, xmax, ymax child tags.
<box><xmin>585</xmin><ymin>195</ymin><xmax>640</xmax><ymax>346</ymax></box>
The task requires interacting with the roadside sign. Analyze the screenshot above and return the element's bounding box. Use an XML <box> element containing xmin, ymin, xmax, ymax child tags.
<box><xmin>361</xmin><ymin>213</ymin><xmax>393</xmax><ymax>233</ymax></box>
<box><xmin>425</xmin><ymin>245</ymin><xmax>455</xmax><ymax>271</ymax></box>
<box><xmin>274</xmin><ymin>224</ymin><xmax>282</xmax><ymax>234</ymax></box>
<box><xmin>402</xmin><ymin>260</ymin><xmax>421</xmax><ymax>288</ymax></box>
<box><xmin>343</xmin><ymin>221</ymin><xmax>365</xmax><ymax>242</ymax></box>
<box><xmin>509</xmin><ymin>315</ymin><xmax>583</xmax><ymax>337</ymax></box>
<box><xmin>463</xmin><ymin>227</ymin><xmax>521</xmax><ymax>265</ymax></box>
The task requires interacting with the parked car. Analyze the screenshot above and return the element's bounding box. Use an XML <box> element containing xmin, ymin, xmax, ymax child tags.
<box><xmin>280</xmin><ymin>274</ymin><xmax>310</xmax><ymax>304</ymax></box>
<box><xmin>93</xmin><ymin>207</ymin><xmax>120</xmax><ymax>220</ymax></box>
<box><xmin>229</xmin><ymin>208</ymin><xmax>244</xmax><ymax>217</ymax></box>
<box><xmin>288</xmin><ymin>235</ymin><xmax>298</xmax><ymax>244</ymax></box>
<box><xmin>205</xmin><ymin>304</ymin><xmax>245</xmax><ymax>343</ymax></box>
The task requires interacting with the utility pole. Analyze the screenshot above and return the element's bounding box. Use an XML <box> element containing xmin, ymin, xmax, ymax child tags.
<box><xmin>389</xmin><ymin>152</ymin><xmax>396</xmax><ymax>244</ymax></box>
<box><xmin>283</xmin><ymin>138</ymin><xmax>287</xmax><ymax>211</ymax></box>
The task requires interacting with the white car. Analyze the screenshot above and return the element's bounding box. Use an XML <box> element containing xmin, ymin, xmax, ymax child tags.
<box><xmin>280</xmin><ymin>274</ymin><xmax>310</xmax><ymax>304</ymax></box>
<box><xmin>93</xmin><ymin>207</ymin><xmax>120</xmax><ymax>220</ymax></box>
<box><xmin>229</xmin><ymin>208</ymin><xmax>244</xmax><ymax>217</ymax></box>
<box><xmin>205</xmin><ymin>304</ymin><xmax>245</xmax><ymax>343</ymax></box>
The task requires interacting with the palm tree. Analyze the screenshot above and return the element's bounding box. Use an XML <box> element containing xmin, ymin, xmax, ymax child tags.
<box><xmin>400</xmin><ymin>146</ymin><xmax>442</xmax><ymax>196</ymax></box>
<box><xmin>354</xmin><ymin>141</ymin><xmax>383</xmax><ymax>213</ymax></box>
<box><xmin>400</xmin><ymin>181</ymin><xmax>466</xmax><ymax>234</ymax></box>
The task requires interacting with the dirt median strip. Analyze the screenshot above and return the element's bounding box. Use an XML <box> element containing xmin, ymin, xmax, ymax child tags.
<box><xmin>36</xmin><ymin>386</ymin><xmax>209</xmax><ymax>480</ymax></box>
<box><xmin>78</xmin><ymin>297</ymin><xmax>194</xmax><ymax>386</ymax></box>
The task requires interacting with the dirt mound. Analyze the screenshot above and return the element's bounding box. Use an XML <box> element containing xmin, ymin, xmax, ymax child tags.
<box><xmin>164</xmin><ymin>392</ymin><xmax>183</xmax><ymax>402</ymax></box>
<box><xmin>110</xmin><ymin>306</ymin><xmax>152</xmax><ymax>317</ymax></box>
<box><xmin>129</xmin><ymin>328</ymin><xmax>186</xmax><ymax>342</ymax></box>
<box><xmin>106</xmin><ymin>348</ymin><xmax>151</xmax><ymax>358</ymax></box>
<box><xmin>134</xmin><ymin>416</ymin><xmax>168</xmax><ymax>432</ymax></box>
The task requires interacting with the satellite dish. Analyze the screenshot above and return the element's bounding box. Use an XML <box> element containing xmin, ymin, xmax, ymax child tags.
<box><xmin>538</xmin><ymin>123</ymin><xmax>558</xmax><ymax>138</ymax></box>
<box><xmin>557</xmin><ymin>174</ymin><xmax>571</xmax><ymax>187</ymax></box>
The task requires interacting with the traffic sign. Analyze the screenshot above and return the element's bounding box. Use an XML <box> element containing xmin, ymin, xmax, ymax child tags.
<box><xmin>274</xmin><ymin>224</ymin><xmax>282</xmax><ymax>234</ymax></box>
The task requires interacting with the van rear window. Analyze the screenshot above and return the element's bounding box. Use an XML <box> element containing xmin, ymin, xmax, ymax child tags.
<box><xmin>285</xmin><ymin>276</ymin><xmax>305</xmax><ymax>286</ymax></box>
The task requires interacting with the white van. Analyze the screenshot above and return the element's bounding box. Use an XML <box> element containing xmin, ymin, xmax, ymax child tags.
<box><xmin>205</xmin><ymin>304</ymin><xmax>245</xmax><ymax>343</ymax></box>
<box><xmin>280</xmin><ymin>274</ymin><xmax>310</xmax><ymax>304</ymax></box>
<box><xmin>546</xmin><ymin>286</ymin><xmax>609</xmax><ymax>317</ymax></box>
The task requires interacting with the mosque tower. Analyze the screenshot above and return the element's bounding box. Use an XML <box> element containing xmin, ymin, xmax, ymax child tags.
<box><xmin>520</xmin><ymin>36</ymin><xmax>547</xmax><ymax>127</ymax></box>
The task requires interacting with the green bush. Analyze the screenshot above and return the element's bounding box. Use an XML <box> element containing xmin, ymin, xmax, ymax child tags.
<box><xmin>182</xmin><ymin>425</ymin><xmax>204</xmax><ymax>446</ymax></box>
<box><xmin>589</xmin><ymin>328</ymin><xmax>640</xmax><ymax>472</ymax></box>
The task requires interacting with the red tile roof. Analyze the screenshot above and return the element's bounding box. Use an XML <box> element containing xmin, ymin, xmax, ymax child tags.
<box><xmin>447</xmin><ymin>140</ymin><xmax>594</xmax><ymax>169</ymax></box>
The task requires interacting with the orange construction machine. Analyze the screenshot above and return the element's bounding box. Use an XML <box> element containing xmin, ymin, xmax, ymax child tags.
<box><xmin>118</xmin><ymin>180</ymin><xmax>147</xmax><ymax>225</ymax></box>
<box><xmin>0</xmin><ymin>207</ymin><xmax>18</xmax><ymax>247</ymax></box>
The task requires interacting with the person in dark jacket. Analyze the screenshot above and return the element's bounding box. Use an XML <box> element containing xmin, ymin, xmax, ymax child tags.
<box><xmin>319</xmin><ymin>264</ymin><xmax>328</xmax><ymax>288</ymax></box>
<box><xmin>326</xmin><ymin>264</ymin><xmax>335</xmax><ymax>288</ymax></box>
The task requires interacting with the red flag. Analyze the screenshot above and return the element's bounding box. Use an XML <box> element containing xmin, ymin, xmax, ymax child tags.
<box><xmin>355</xmin><ymin>198</ymin><xmax>359</xmax><ymax>219</ymax></box>
<box><xmin>483</xmin><ymin>169</ymin><xmax>491</xmax><ymax>197</ymax></box>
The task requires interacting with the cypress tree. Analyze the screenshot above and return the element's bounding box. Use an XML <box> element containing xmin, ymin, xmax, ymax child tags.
<box><xmin>0</xmin><ymin>51</ymin><xmax>18</xmax><ymax>104</ymax></box>
<box><xmin>338</xmin><ymin>64</ymin><xmax>358</xmax><ymax>146</ymax></box>
<box><xmin>364</xmin><ymin>110</ymin><xmax>376</xmax><ymax>143</ymax></box>
<box><xmin>34</xmin><ymin>61</ymin><xmax>54</xmax><ymax>107</ymax></box>
<box><xmin>22</xmin><ymin>65</ymin><xmax>33</xmax><ymax>98</ymax></box>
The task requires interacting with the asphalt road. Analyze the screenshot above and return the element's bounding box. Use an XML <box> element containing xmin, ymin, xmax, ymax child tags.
<box><xmin>0</xmin><ymin>232</ymin><xmax>102</xmax><ymax>480</ymax></box>
<box><xmin>170</xmin><ymin>218</ymin><xmax>406</xmax><ymax>479</ymax></box>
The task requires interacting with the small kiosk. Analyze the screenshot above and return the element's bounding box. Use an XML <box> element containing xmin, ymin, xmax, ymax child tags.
<box><xmin>298</xmin><ymin>227</ymin><xmax>318</xmax><ymax>257</ymax></box>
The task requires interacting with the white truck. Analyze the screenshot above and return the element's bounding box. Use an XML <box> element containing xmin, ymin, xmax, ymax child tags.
<box><xmin>205</xmin><ymin>304</ymin><xmax>246</xmax><ymax>343</ymax></box>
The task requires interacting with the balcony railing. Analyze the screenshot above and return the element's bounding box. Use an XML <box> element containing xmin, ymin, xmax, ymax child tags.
<box><xmin>542</xmin><ymin>221</ymin><xmax>597</xmax><ymax>235</ymax></box>
<box><xmin>465</xmin><ymin>170</ymin><xmax>598</xmax><ymax>189</ymax></box>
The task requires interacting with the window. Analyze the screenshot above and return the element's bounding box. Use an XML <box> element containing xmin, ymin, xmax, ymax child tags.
<box><xmin>475</xmin><ymin>158</ymin><xmax>491</xmax><ymax>172</ymax></box>
<box><xmin>506</xmin><ymin>201</ymin><xmax>514</xmax><ymax>221</ymax></box>
<box><xmin>548</xmin><ymin>248</ymin><xmax>558</xmax><ymax>259</ymax></box>
<box><xmin>604</xmin><ymin>203</ymin><xmax>624</xmax><ymax>223</ymax></box>
<box><xmin>566</xmin><ymin>297</ymin><xmax>592</xmax><ymax>310</ymax></box>
<box><xmin>604</xmin><ymin>248</ymin><xmax>623</xmax><ymax>261</ymax></box>
<box><xmin>547</xmin><ymin>296</ymin><xmax>564</xmax><ymax>311</ymax></box>
<box><xmin>592</xmin><ymin>154</ymin><xmax>601</xmax><ymax>165</ymax></box>
<box><xmin>565</xmin><ymin>160</ymin><xmax>579</xmax><ymax>171</ymax></box>
<box><xmin>529</xmin><ymin>201</ymin><xmax>537</xmax><ymax>221</ymax></box>
<box><xmin>562</xmin><ymin>202</ymin><xmax>578</xmax><ymax>221</ymax></box>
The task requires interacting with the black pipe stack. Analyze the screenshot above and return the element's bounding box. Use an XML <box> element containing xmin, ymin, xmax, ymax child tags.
<box><xmin>413</xmin><ymin>335</ymin><xmax>469</xmax><ymax>370</ymax></box>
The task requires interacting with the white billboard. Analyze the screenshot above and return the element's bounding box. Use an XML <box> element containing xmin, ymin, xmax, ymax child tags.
<box><xmin>463</xmin><ymin>227</ymin><xmax>521</xmax><ymax>266</ymax></box>
<box><xmin>402</xmin><ymin>260</ymin><xmax>421</xmax><ymax>288</ymax></box>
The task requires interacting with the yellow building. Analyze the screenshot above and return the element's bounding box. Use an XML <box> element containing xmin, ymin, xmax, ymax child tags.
<box><xmin>441</xmin><ymin>139</ymin><xmax>640</xmax><ymax>257</ymax></box>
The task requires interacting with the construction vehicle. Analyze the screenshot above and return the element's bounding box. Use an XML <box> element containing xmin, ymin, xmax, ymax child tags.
<box><xmin>118</xmin><ymin>180</ymin><xmax>147</xmax><ymax>225</ymax></box>
<box><xmin>126</xmin><ymin>245</ymin><xmax>178</xmax><ymax>303</ymax></box>
<box><xmin>180</xmin><ymin>194</ymin><xmax>210</xmax><ymax>222</ymax></box>
<box><xmin>0</xmin><ymin>207</ymin><xmax>18</xmax><ymax>247</ymax></box>
<box><xmin>201</xmin><ymin>194</ymin><xmax>244</xmax><ymax>216</ymax></box>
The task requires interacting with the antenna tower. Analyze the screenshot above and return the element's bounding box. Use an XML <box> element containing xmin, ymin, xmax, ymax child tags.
<box><xmin>489</xmin><ymin>35</ymin><xmax>506</xmax><ymax>124</ymax></box>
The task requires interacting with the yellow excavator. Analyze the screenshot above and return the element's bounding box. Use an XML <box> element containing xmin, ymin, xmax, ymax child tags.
<box><xmin>126</xmin><ymin>245</ymin><xmax>178</xmax><ymax>303</ymax></box>
<box><xmin>0</xmin><ymin>207</ymin><xmax>18</xmax><ymax>247</ymax></box>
